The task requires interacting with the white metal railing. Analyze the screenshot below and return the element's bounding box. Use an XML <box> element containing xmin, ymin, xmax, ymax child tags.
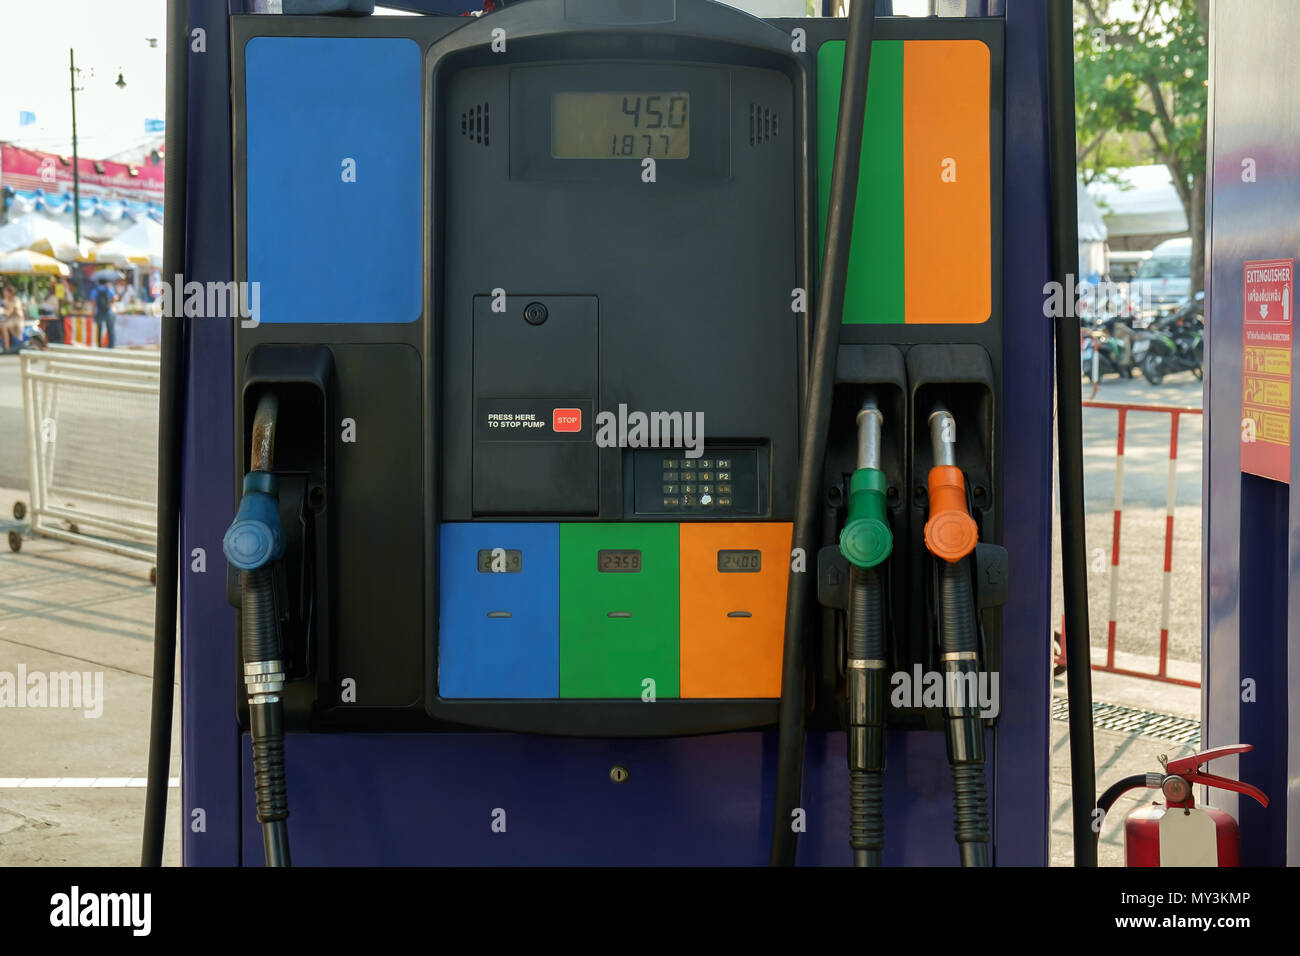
<box><xmin>16</xmin><ymin>345</ymin><xmax>160</xmax><ymax>565</ymax></box>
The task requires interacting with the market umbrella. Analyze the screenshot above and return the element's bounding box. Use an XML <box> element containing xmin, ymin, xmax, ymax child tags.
<box><xmin>0</xmin><ymin>249</ymin><xmax>71</xmax><ymax>277</ymax></box>
<box><xmin>91</xmin><ymin>267</ymin><xmax>125</xmax><ymax>282</ymax></box>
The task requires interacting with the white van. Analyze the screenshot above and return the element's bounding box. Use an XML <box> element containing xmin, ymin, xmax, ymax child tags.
<box><xmin>1133</xmin><ymin>236</ymin><xmax>1191</xmax><ymax>317</ymax></box>
<box><xmin>1107</xmin><ymin>250</ymin><xmax>1150</xmax><ymax>283</ymax></box>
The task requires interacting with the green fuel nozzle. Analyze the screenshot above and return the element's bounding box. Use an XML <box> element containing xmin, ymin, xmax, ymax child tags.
<box><xmin>838</xmin><ymin>401</ymin><xmax>891</xmax><ymax>866</ymax></box>
<box><xmin>839</xmin><ymin>403</ymin><xmax>893</xmax><ymax>568</ymax></box>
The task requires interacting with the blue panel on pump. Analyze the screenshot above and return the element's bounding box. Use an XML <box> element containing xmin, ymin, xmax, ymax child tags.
<box><xmin>244</xmin><ymin>37</ymin><xmax>421</xmax><ymax>324</ymax></box>
<box><xmin>438</xmin><ymin>523</ymin><xmax>560</xmax><ymax>698</ymax></box>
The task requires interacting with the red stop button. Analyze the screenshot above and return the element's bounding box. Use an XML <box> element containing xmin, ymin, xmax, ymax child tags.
<box><xmin>553</xmin><ymin>408</ymin><xmax>582</xmax><ymax>432</ymax></box>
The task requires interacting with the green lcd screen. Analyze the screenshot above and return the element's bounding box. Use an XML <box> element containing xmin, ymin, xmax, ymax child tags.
<box><xmin>552</xmin><ymin>92</ymin><xmax>690</xmax><ymax>159</ymax></box>
<box><xmin>597</xmin><ymin>549</ymin><xmax>642</xmax><ymax>572</ymax></box>
<box><xmin>717</xmin><ymin>550</ymin><xmax>761</xmax><ymax>573</ymax></box>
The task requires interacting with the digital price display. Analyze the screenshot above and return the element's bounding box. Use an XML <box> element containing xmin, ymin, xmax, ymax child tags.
<box><xmin>552</xmin><ymin>92</ymin><xmax>690</xmax><ymax>159</ymax></box>
<box><xmin>477</xmin><ymin>549</ymin><xmax>523</xmax><ymax>573</ymax></box>
<box><xmin>717</xmin><ymin>550</ymin><xmax>761</xmax><ymax>573</ymax></box>
<box><xmin>597</xmin><ymin>549</ymin><xmax>642</xmax><ymax>572</ymax></box>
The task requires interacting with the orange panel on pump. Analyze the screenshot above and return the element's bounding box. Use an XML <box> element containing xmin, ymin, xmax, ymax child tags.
<box><xmin>902</xmin><ymin>39</ymin><xmax>991</xmax><ymax>324</ymax></box>
<box><xmin>679</xmin><ymin>522</ymin><xmax>792</xmax><ymax>699</ymax></box>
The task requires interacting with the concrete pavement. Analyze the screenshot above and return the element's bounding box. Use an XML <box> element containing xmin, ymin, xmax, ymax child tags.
<box><xmin>0</xmin><ymin>487</ymin><xmax>180</xmax><ymax>865</ymax></box>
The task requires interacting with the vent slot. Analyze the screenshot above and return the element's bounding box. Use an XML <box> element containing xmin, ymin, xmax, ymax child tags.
<box><xmin>460</xmin><ymin>103</ymin><xmax>490</xmax><ymax>146</ymax></box>
<box><xmin>748</xmin><ymin>104</ymin><xmax>778</xmax><ymax>146</ymax></box>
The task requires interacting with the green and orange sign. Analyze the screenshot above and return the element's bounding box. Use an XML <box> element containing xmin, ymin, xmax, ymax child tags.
<box><xmin>818</xmin><ymin>39</ymin><xmax>992</xmax><ymax>325</ymax></box>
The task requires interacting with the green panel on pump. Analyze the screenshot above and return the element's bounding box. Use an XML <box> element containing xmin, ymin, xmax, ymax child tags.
<box><xmin>559</xmin><ymin>523</ymin><xmax>680</xmax><ymax>699</ymax></box>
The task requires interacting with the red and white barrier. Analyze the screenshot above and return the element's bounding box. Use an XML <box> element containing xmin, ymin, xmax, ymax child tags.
<box><xmin>1057</xmin><ymin>400</ymin><xmax>1202</xmax><ymax>687</ymax></box>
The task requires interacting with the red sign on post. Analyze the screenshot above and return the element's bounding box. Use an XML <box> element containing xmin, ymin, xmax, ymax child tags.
<box><xmin>1241</xmin><ymin>258</ymin><xmax>1294</xmax><ymax>482</ymax></box>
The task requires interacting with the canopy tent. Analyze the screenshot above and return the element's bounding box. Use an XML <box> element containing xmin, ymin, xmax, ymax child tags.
<box><xmin>0</xmin><ymin>213</ymin><xmax>92</xmax><ymax>261</ymax></box>
<box><xmin>1086</xmin><ymin>164</ymin><xmax>1189</xmax><ymax>238</ymax></box>
<box><xmin>110</xmin><ymin>218</ymin><xmax>164</xmax><ymax>267</ymax></box>
<box><xmin>1077</xmin><ymin>180</ymin><xmax>1108</xmax><ymax>281</ymax></box>
<box><xmin>86</xmin><ymin>219</ymin><xmax>163</xmax><ymax>267</ymax></box>
<box><xmin>0</xmin><ymin>144</ymin><xmax>164</xmax><ymax>237</ymax></box>
<box><xmin>4</xmin><ymin>189</ymin><xmax>163</xmax><ymax>225</ymax></box>
<box><xmin>85</xmin><ymin>238</ymin><xmax>153</xmax><ymax>267</ymax></box>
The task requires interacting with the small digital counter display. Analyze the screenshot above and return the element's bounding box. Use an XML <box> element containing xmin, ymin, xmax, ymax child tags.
<box><xmin>717</xmin><ymin>550</ymin><xmax>761</xmax><ymax>573</ymax></box>
<box><xmin>552</xmin><ymin>92</ymin><xmax>690</xmax><ymax>159</ymax></box>
<box><xmin>598</xmin><ymin>549</ymin><xmax>643</xmax><ymax>572</ymax></box>
<box><xmin>477</xmin><ymin>549</ymin><xmax>523</xmax><ymax>573</ymax></box>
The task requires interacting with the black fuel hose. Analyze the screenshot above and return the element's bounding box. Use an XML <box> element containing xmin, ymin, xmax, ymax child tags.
<box><xmin>847</xmin><ymin>564</ymin><xmax>885</xmax><ymax>867</ymax></box>
<box><xmin>1093</xmin><ymin>772</ymin><xmax>1160</xmax><ymax>850</ymax></box>
<box><xmin>938</xmin><ymin>559</ymin><xmax>990</xmax><ymax>867</ymax></box>
<box><xmin>770</xmin><ymin>0</ymin><xmax>877</xmax><ymax>869</ymax></box>
<box><xmin>141</xmin><ymin>0</ymin><xmax>189</xmax><ymax>868</ymax></box>
<box><xmin>242</xmin><ymin>566</ymin><xmax>291</xmax><ymax>867</ymax></box>
<box><xmin>225</xmin><ymin>394</ymin><xmax>291</xmax><ymax>867</ymax></box>
<box><xmin>1047</xmin><ymin>0</ymin><xmax>1098</xmax><ymax>867</ymax></box>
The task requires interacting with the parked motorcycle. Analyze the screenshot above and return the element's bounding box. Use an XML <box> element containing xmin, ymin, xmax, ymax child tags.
<box><xmin>1082</xmin><ymin>315</ymin><xmax>1145</xmax><ymax>382</ymax></box>
<box><xmin>2</xmin><ymin>318</ymin><xmax>47</xmax><ymax>354</ymax></box>
<box><xmin>1140</xmin><ymin>292</ymin><xmax>1204</xmax><ymax>385</ymax></box>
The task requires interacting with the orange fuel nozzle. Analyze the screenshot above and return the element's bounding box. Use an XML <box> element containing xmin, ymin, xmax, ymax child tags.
<box><xmin>923</xmin><ymin>409</ymin><xmax>978</xmax><ymax>563</ymax></box>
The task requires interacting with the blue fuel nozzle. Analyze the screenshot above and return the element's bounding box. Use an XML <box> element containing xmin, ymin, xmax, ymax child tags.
<box><xmin>222</xmin><ymin>471</ymin><xmax>284</xmax><ymax>571</ymax></box>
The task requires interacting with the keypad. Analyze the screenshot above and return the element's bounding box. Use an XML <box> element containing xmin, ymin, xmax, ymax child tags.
<box><xmin>662</xmin><ymin>457</ymin><xmax>720</xmax><ymax>509</ymax></box>
<box><xmin>637</xmin><ymin>448</ymin><xmax>760</xmax><ymax>516</ymax></box>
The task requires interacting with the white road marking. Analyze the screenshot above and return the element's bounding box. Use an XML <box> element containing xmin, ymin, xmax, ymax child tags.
<box><xmin>0</xmin><ymin>777</ymin><xmax>179</xmax><ymax>788</ymax></box>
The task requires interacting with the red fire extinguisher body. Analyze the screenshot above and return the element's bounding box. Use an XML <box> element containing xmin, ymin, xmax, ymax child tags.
<box><xmin>1124</xmin><ymin>802</ymin><xmax>1242</xmax><ymax>867</ymax></box>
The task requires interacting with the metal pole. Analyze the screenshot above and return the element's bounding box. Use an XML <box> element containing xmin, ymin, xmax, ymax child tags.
<box><xmin>69</xmin><ymin>49</ymin><xmax>81</xmax><ymax>244</ymax></box>
<box><xmin>1046</xmin><ymin>0</ymin><xmax>1098</xmax><ymax>867</ymax></box>
<box><xmin>770</xmin><ymin>0</ymin><xmax>878</xmax><ymax>866</ymax></box>
<box><xmin>141</xmin><ymin>0</ymin><xmax>189</xmax><ymax>867</ymax></box>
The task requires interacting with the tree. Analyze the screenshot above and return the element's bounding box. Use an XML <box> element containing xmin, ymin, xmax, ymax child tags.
<box><xmin>1075</xmin><ymin>0</ymin><xmax>1209</xmax><ymax>295</ymax></box>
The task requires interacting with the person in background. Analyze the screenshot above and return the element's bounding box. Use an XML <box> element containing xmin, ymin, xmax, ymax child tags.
<box><xmin>115</xmin><ymin>277</ymin><xmax>136</xmax><ymax>309</ymax></box>
<box><xmin>93</xmin><ymin>278</ymin><xmax>116</xmax><ymax>348</ymax></box>
<box><xmin>40</xmin><ymin>281</ymin><xmax>64</xmax><ymax>345</ymax></box>
<box><xmin>1</xmin><ymin>285</ymin><xmax>25</xmax><ymax>352</ymax></box>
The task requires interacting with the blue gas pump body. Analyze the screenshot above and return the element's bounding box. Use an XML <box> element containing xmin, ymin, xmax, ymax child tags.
<box><xmin>178</xmin><ymin>0</ymin><xmax>1058</xmax><ymax>866</ymax></box>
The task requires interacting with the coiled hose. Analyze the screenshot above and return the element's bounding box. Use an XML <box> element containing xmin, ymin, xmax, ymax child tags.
<box><xmin>242</xmin><ymin>567</ymin><xmax>290</xmax><ymax>867</ymax></box>
<box><xmin>847</xmin><ymin>564</ymin><xmax>885</xmax><ymax>866</ymax></box>
<box><xmin>938</xmin><ymin>558</ymin><xmax>989</xmax><ymax>867</ymax></box>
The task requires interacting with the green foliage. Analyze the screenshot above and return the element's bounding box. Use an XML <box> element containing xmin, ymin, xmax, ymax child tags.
<box><xmin>1074</xmin><ymin>0</ymin><xmax>1207</xmax><ymax>196</ymax></box>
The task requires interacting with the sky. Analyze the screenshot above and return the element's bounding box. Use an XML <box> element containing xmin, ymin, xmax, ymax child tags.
<box><xmin>0</xmin><ymin>0</ymin><xmax>167</xmax><ymax>159</ymax></box>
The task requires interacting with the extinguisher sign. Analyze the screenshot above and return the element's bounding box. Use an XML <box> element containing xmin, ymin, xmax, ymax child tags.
<box><xmin>1241</xmin><ymin>258</ymin><xmax>1294</xmax><ymax>483</ymax></box>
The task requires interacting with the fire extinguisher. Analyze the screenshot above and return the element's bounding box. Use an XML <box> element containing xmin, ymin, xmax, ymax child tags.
<box><xmin>1095</xmin><ymin>744</ymin><xmax>1268</xmax><ymax>867</ymax></box>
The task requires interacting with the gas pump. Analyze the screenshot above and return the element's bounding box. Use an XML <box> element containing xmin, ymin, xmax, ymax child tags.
<box><xmin>146</xmin><ymin>0</ymin><xmax>1082</xmax><ymax>867</ymax></box>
